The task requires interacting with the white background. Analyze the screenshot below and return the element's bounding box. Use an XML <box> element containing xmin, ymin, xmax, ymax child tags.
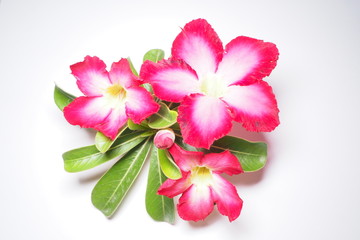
<box><xmin>1</xmin><ymin>0</ymin><xmax>359</xmax><ymax>239</ymax></box>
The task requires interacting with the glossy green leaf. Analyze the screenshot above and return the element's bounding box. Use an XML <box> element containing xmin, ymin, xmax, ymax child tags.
<box><xmin>92</xmin><ymin>138</ymin><xmax>152</xmax><ymax>217</ymax></box>
<box><xmin>95</xmin><ymin>126</ymin><xmax>128</xmax><ymax>153</ymax></box>
<box><xmin>143</xmin><ymin>49</ymin><xmax>165</xmax><ymax>63</ymax></box>
<box><xmin>54</xmin><ymin>85</ymin><xmax>76</xmax><ymax>111</ymax></box>
<box><xmin>63</xmin><ymin>131</ymin><xmax>152</xmax><ymax>172</ymax></box>
<box><xmin>166</xmin><ymin>102</ymin><xmax>180</xmax><ymax>111</ymax></box>
<box><xmin>175</xmin><ymin>138</ymin><xmax>201</xmax><ymax>152</ymax></box>
<box><xmin>211</xmin><ymin>136</ymin><xmax>267</xmax><ymax>172</ymax></box>
<box><xmin>127</xmin><ymin>57</ymin><xmax>139</xmax><ymax>76</ymax></box>
<box><xmin>148</xmin><ymin>103</ymin><xmax>178</xmax><ymax>129</ymax></box>
<box><xmin>146</xmin><ymin>146</ymin><xmax>175</xmax><ymax>223</ymax></box>
<box><xmin>158</xmin><ymin>149</ymin><xmax>181</xmax><ymax>180</ymax></box>
<box><xmin>127</xmin><ymin>119</ymin><xmax>149</xmax><ymax>131</ymax></box>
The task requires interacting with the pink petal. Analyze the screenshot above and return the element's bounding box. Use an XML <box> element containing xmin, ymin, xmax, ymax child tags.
<box><xmin>154</xmin><ymin>129</ymin><xmax>175</xmax><ymax>149</ymax></box>
<box><xmin>70</xmin><ymin>56</ymin><xmax>111</xmax><ymax>96</ymax></box>
<box><xmin>177</xmin><ymin>184</ymin><xmax>214</xmax><ymax>222</ymax></box>
<box><xmin>157</xmin><ymin>172</ymin><xmax>191</xmax><ymax>198</ymax></box>
<box><xmin>95</xmin><ymin>106</ymin><xmax>128</xmax><ymax>140</ymax></box>
<box><xmin>211</xmin><ymin>174</ymin><xmax>243</xmax><ymax>222</ymax></box>
<box><xmin>201</xmin><ymin>151</ymin><xmax>243</xmax><ymax>176</ymax></box>
<box><xmin>221</xmin><ymin>81</ymin><xmax>280</xmax><ymax>132</ymax></box>
<box><xmin>63</xmin><ymin>96</ymin><xmax>127</xmax><ymax>140</ymax></box>
<box><xmin>168</xmin><ymin>144</ymin><xmax>204</xmax><ymax>172</ymax></box>
<box><xmin>63</xmin><ymin>96</ymin><xmax>111</xmax><ymax>129</ymax></box>
<box><xmin>178</xmin><ymin>94</ymin><xmax>233</xmax><ymax>149</ymax></box>
<box><xmin>140</xmin><ymin>59</ymin><xmax>200</xmax><ymax>102</ymax></box>
<box><xmin>125</xmin><ymin>86</ymin><xmax>160</xmax><ymax>124</ymax></box>
<box><xmin>217</xmin><ymin>36</ymin><xmax>279</xmax><ymax>86</ymax></box>
<box><xmin>109</xmin><ymin>58</ymin><xmax>141</xmax><ymax>89</ymax></box>
<box><xmin>172</xmin><ymin>19</ymin><xmax>223</xmax><ymax>78</ymax></box>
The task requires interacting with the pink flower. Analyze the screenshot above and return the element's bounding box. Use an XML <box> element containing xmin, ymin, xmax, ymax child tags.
<box><xmin>64</xmin><ymin>56</ymin><xmax>159</xmax><ymax>140</ymax></box>
<box><xmin>154</xmin><ymin>129</ymin><xmax>175</xmax><ymax>149</ymax></box>
<box><xmin>157</xmin><ymin>144</ymin><xmax>243</xmax><ymax>222</ymax></box>
<box><xmin>140</xmin><ymin>19</ymin><xmax>280</xmax><ymax>149</ymax></box>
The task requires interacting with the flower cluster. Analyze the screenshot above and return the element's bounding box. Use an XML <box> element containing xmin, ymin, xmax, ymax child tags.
<box><xmin>55</xmin><ymin>19</ymin><xmax>279</xmax><ymax>223</ymax></box>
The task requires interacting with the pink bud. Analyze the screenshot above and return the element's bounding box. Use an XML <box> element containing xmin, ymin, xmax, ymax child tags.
<box><xmin>154</xmin><ymin>129</ymin><xmax>175</xmax><ymax>149</ymax></box>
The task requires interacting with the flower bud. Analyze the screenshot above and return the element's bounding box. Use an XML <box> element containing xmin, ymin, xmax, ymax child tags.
<box><xmin>154</xmin><ymin>129</ymin><xmax>175</xmax><ymax>149</ymax></box>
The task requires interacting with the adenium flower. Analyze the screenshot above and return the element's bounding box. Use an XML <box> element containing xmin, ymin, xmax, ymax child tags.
<box><xmin>158</xmin><ymin>144</ymin><xmax>243</xmax><ymax>222</ymax></box>
<box><xmin>154</xmin><ymin>129</ymin><xmax>175</xmax><ymax>149</ymax></box>
<box><xmin>64</xmin><ymin>56</ymin><xmax>159</xmax><ymax>139</ymax></box>
<box><xmin>141</xmin><ymin>19</ymin><xmax>280</xmax><ymax>149</ymax></box>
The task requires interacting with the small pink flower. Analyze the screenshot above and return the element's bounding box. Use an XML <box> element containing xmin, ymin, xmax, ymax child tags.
<box><xmin>64</xmin><ymin>56</ymin><xmax>159</xmax><ymax>139</ymax></box>
<box><xmin>154</xmin><ymin>129</ymin><xmax>175</xmax><ymax>149</ymax></box>
<box><xmin>141</xmin><ymin>19</ymin><xmax>280</xmax><ymax>149</ymax></box>
<box><xmin>157</xmin><ymin>144</ymin><xmax>244</xmax><ymax>222</ymax></box>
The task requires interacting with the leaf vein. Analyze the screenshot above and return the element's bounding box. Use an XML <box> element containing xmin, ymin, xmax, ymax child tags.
<box><xmin>211</xmin><ymin>145</ymin><xmax>262</xmax><ymax>156</ymax></box>
<box><xmin>102</xmin><ymin>138</ymin><xmax>151</xmax><ymax>212</ymax></box>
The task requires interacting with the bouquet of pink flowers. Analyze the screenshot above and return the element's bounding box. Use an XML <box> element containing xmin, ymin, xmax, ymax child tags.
<box><xmin>54</xmin><ymin>19</ymin><xmax>280</xmax><ymax>223</ymax></box>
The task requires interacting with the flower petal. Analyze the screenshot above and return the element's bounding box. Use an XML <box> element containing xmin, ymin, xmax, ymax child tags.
<box><xmin>178</xmin><ymin>94</ymin><xmax>233</xmax><ymax>149</ymax></box>
<box><xmin>109</xmin><ymin>58</ymin><xmax>141</xmax><ymax>89</ymax></box>
<box><xmin>125</xmin><ymin>86</ymin><xmax>160</xmax><ymax>124</ymax></box>
<box><xmin>63</xmin><ymin>96</ymin><xmax>127</xmax><ymax>140</ymax></box>
<box><xmin>217</xmin><ymin>36</ymin><xmax>279</xmax><ymax>86</ymax></box>
<box><xmin>211</xmin><ymin>174</ymin><xmax>243</xmax><ymax>222</ymax></box>
<box><xmin>201</xmin><ymin>151</ymin><xmax>243</xmax><ymax>176</ymax></box>
<box><xmin>157</xmin><ymin>172</ymin><xmax>191</xmax><ymax>198</ymax></box>
<box><xmin>63</xmin><ymin>96</ymin><xmax>111</xmax><ymax>129</ymax></box>
<box><xmin>70</xmin><ymin>56</ymin><xmax>111</xmax><ymax>96</ymax></box>
<box><xmin>168</xmin><ymin>144</ymin><xmax>204</xmax><ymax>172</ymax></box>
<box><xmin>222</xmin><ymin>81</ymin><xmax>280</xmax><ymax>132</ymax></box>
<box><xmin>177</xmin><ymin>184</ymin><xmax>214</xmax><ymax>222</ymax></box>
<box><xmin>172</xmin><ymin>19</ymin><xmax>223</xmax><ymax>78</ymax></box>
<box><xmin>95</xmin><ymin>106</ymin><xmax>128</xmax><ymax>140</ymax></box>
<box><xmin>140</xmin><ymin>59</ymin><xmax>200</xmax><ymax>102</ymax></box>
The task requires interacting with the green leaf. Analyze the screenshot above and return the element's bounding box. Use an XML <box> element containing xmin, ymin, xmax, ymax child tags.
<box><xmin>54</xmin><ymin>85</ymin><xmax>76</xmax><ymax>111</ymax></box>
<box><xmin>148</xmin><ymin>103</ymin><xmax>178</xmax><ymax>129</ymax></box>
<box><xmin>175</xmin><ymin>137</ymin><xmax>201</xmax><ymax>152</ymax></box>
<box><xmin>127</xmin><ymin>119</ymin><xmax>149</xmax><ymax>131</ymax></box>
<box><xmin>95</xmin><ymin>126</ymin><xmax>128</xmax><ymax>153</ymax></box>
<box><xmin>146</xmin><ymin>146</ymin><xmax>175</xmax><ymax>223</ymax></box>
<box><xmin>158</xmin><ymin>149</ymin><xmax>181</xmax><ymax>180</ymax></box>
<box><xmin>127</xmin><ymin>57</ymin><xmax>139</xmax><ymax>76</ymax></box>
<box><xmin>92</xmin><ymin>138</ymin><xmax>153</xmax><ymax>217</ymax></box>
<box><xmin>211</xmin><ymin>136</ymin><xmax>267</xmax><ymax>172</ymax></box>
<box><xmin>63</xmin><ymin>131</ymin><xmax>152</xmax><ymax>172</ymax></box>
<box><xmin>142</xmin><ymin>83</ymin><xmax>154</xmax><ymax>93</ymax></box>
<box><xmin>143</xmin><ymin>49</ymin><xmax>165</xmax><ymax>63</ymax></box>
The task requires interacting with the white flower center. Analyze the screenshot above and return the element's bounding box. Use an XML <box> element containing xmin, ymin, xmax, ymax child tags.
<box><xmin>199</xmin><ymin>73</ymin><xmax>227</xmax><ymax>98</ymax></box>
<box><xmin>191</xmin><ymin>166</ymin><xmax>213</xmax><ymax>186</ymax></box>
<box><xmin>104</xmin><ymin>84</ymin><xmax>127</xmax><ymax>108</ymax></box>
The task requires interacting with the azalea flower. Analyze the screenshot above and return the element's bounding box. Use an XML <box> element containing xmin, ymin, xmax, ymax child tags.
<box><xmin>64</xmin><ymin>56</ymin><xmax>159</xmax><ymax>140</ymax></box>
<box><xmin>140</xmin><ymin>19</ymin><xmax>280</xmax><ymax>149</ymax></box>
<box><xmin>157</xmin><ymin>144</ymin><xmax>243</xmax><ymax>222</ymax></box>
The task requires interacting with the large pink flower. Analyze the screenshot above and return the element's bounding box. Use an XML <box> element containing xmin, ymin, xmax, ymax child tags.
<box><xmin>157</xmin><ymin>144</ymin><xmax>243</xmax><ymax>222</ymax></box>
<box><xmin>140</xmin><ymin>19</ymin><xmax>280</xmax><ymax>149</ymax></box>
<box><xmin>64</xmin><ymin>56</ymin><xmax>159</xmax><ymax>140</ymax></box>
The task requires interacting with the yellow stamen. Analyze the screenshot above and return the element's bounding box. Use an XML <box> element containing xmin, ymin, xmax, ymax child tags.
<box><xmin>106</xmin><ymin>84</ymin><xmax>126</xmax><ymax>98</ymax></box>
<box><xmin>191</xmin><ymin>166</ymin><xmax>213</xmax><ymax>186</ymax></box>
